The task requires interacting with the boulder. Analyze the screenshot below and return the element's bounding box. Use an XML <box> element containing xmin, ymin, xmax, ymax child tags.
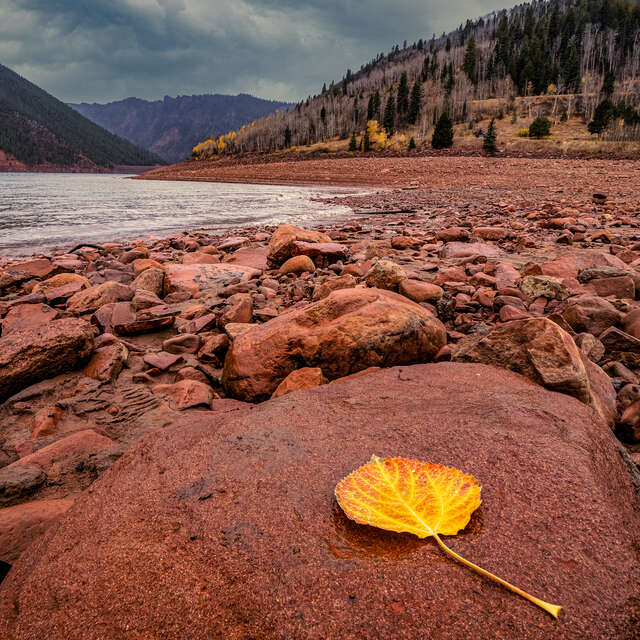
<box><xmin>152</xmin><ymin>380</ymin><xmax>214</xmax><ymax>410</ymax></box>
<box><xmin>32</xmin><ymin>273</ymin><xmax>90</xmax><ymax>293</ymax></box>
<box><xmin>83</xmin><ymin>342</ymin><xmax>128</xmax><ymax>382</ymax></box>
<box><xmin>2</xmin><ymin>364</ymin><xmax>638</xmax><ymax>640</ymax></box>
<box><xmin>584</xmin><ymin>276</ymin><xmax>635</xmax><ymax>299</ymax></box>
<box><xmin>0</xmin><ymin>498</ymin><xmax>74</xmax><ymax>564</ymax></box>
<box><xmin>222</xmin><ymin>288</ymin><xmax>446</xmax><ymax>401</ymax></box>
<box><xmin>398</xmin><ymin>279</ymin><xmax>444</xmax><ymax>303</ymax></box>
<box><xmin>222</xmin><ymin>246</ymin><xmax>268</xmax><ymax>271</ymax></box>
<box><xmin>562</xmin><ymin>295</ymin><xmax>620</xmax><ymax>336</ymax></box>
<box><xmin>271</xmin><ymin>367</ymin><xmax>328</xmax><ymax>398</ymax></box>
<box><xmin>163</xmin><ymin>263</ymin><xmax>260</xmax><ymax>299</ymax></box>
<box><xmin>279</xmin><ymin>255</ymin><xmax>315</xmax><ymax>276</ymax></box>
<box><xmin>452</xmin><ymin>317</ymin><xmax>615</xmax><ymax>426</ymax></box>
<box><xmin>313</xmin><ymin>274</ymin><xmax>357</xmax><ymax>300</ymax></box>
<box><xmin>267</xmin><ymin>225</ymin><xmax>332</xmax><ymax>267</ymax></box>
<box><xmin>67</xmin><ymin>282</ymin><xmax>133</xmax><ymax>314</ymax></box>
<box><xmin>132</xmin><ymin>268</ymin><xmax>165</xmax><ymax>297</ymax></box>
<box><xmin>0</xmin><ymin>465</ymin><xmax>45</xmax><ymax>508</ymax></box>
<box><xmin>364</xmin><ymin>260</ymin><xmax>407</xmax><ymax>291</ymax></box>
<box><xmin>0</xmin><ymin>319</ymin><xmax>94</xmax><ymax>403</ymax></box>
<box><xmin>438</xmin><ymin>242</ymin><xmax>501</xmax><ymax>259</ymax></box>
<box><xmin>1</xmin><ymin>304</ymin><xmax>59</xmax><ymax>336</ymax></box>
<box><xmin>290</xmin><ymin>241</ymin><xmax>350</xmax><ymax>267</ymax></box>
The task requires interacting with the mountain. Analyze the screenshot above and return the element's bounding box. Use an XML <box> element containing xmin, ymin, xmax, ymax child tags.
<box><xmin>0</xmin><ymin>63</ymin><xmax>165</xmax><ymax>170</ymax></box>
<box><xmin>70</xmin><ymin>94</ymin><xmax>294</xmax><ymax>163</ymax></box>
<box><xmin>191</xmin><ymin>0</ymin><xmax>640</xmax><ymax>157</ymax></box>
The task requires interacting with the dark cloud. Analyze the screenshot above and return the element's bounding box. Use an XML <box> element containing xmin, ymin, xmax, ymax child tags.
<box><xmin>0</xmin><ymin>0</ymin><xmax>504</xmax><ymax>103</ymax></box>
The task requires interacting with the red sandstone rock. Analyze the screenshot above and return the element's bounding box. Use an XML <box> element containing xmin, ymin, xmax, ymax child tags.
<box><xmin>290</xmin><ymin>241</ymin><xmax>350</xmax><ymax>267</ymax></box>
<box><xmin>398</xmin><ymin>279</ymin><xmax>443</xmax><ymax>302</ymax></box>
<box><xmin>83</xmin><ymin>342</ymin><xmax>128</xmax><ymax>382</ymax></box>
<box><xmin>364</xmin><ymin>260</ymin><xmax>407</xmax><ymax>291</ymax></box>
<box><xmin>562</xmin><ymin>295</ymin><xmax>621</xmax><ymax>336</ymax></box>
<box><xmin>182</xmin><ymin>252</ymin><xmax>220</xmax><ymax>265</ymax></box>
<box><xmin>222</xmin><ymin>288</ymin><xmax>446</xmax><ymax>401</ymax></box>
<box><xmin>271</xmin><ymin>367</ymin><xmax>328</xmax><ymax>398</ymax></box>
<box><xmin>152</xmin><ymin>379</ymin><xmax>214</xmax><ymax>410</ymax></box>
<box><xmin>32</xmin><ymin>273</ymin><xmax>90</xmax><ymax>293</ymax></box>
<box><xmin>279</xmin><ymin>255</ymin><xmax>315</xmax><ymax>275</ymax></box>
<box><xmin>67</xmin><ymin>281</ymin><xmax>134</xmax><ymax>314</ymax></box>
<box><xmin>267</xmin><ymin>224</ymin><xmax>332</xmax><ymax>266</ymax></box>
<box><xmin>0</xmin><ymin>318</ymin><xmax>94</xmax><ymax>403</ymax></box>
<box><xmin>1</xmin><ymin>303</ymin><xmax>59</xmax><ymax>336</ymax></box>
<box><xmin>2</xmin><ymin>364</ymin><xmax>638</xmax><ymax>640</ymax></box>
<box><xmin>163</xmin><ymin>263</ymin><xmax>260</xmax><ymax>298</ymax></box>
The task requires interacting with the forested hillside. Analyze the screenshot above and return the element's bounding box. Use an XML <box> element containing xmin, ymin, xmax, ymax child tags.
<box><xmin>0</xmin><ymin>63</ymin><xmax>165</xmax><ymax>168</ymax></box>
<box><xmin>70</xmin><ymin>94</ymin><xmax>293</xmax><ymax>163</ymax></box>
<box><xmin>192</xmin><ymin>0</ymin><xmax>640</xmax><ymax>157</ymax></box>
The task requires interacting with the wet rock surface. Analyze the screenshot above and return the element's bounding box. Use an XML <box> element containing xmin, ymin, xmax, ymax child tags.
<box><xmin>1</xmin><ymin>364</ymin><xmax>638</xmax><ymax>640</ymax></box>
<box><xmin>2</xmin><ymin>162</ymin><xmax>640</xmax><ymax>637</ymax></box>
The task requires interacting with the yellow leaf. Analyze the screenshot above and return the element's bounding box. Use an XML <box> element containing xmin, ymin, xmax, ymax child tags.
<box><xmin>335</xmin><ymin>456</ymin><xmax>563</xmax><ymax>618</ymax></box>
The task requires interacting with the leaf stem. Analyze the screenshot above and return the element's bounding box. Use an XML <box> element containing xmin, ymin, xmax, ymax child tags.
<box><xmin>432</xmin><ymin>533</ymin><xmax>562</xmax><ymax>618</ymax></box>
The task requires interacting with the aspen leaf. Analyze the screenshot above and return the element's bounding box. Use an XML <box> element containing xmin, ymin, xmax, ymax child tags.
<box><xmin>335</xmin><ymin>456</ymin><xmax>563</xmax><ymax>618</ymax></box>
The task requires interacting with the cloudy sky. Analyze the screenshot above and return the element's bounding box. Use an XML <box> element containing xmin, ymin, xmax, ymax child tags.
<box><xmin>0</xmin><ymin>0</ymin><xmax>504</xmax><ymax>104</ymax></box>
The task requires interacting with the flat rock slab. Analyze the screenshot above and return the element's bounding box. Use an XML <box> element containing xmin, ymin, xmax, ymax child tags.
<box><xmin>0</xmin><ymin>318</ymin><xmax>94</xmax><ymax>404</ymax></box>
<box><xmin>2</xmin><ymin>364</ymin><xmax>638</xmax><ymax>639</ymax></box>
<box><xmin>163</xmin><ymin>263</ymin><xmax>260</xmax><ymax>298</ymax></box>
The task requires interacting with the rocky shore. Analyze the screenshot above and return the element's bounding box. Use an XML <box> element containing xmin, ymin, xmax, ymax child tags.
<box><xmin>1</xmin><ymin>156</ymin><xmax>640</xmax><ymax>638</ymax></box>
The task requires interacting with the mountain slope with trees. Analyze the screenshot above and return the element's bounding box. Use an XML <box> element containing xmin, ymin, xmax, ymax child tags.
<box><xmin>191</xmin><ymin>0</ymin><xmax>640</xmax><ymax>157</ymax></box>
<box><xmin>70</xmin><ymin>94</ymin><xmax>293</xmax><ymax>163</ymax></box>
<box><xmin>0</xmin><ymin>63</ymin><xmax>165</xmax><ymax>169</ymax></box>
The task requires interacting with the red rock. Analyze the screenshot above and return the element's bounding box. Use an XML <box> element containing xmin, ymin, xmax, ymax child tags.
<box><xmin>182</xmin><ymin>252</ymin><xmax>220</xmax><ymax>265</ymax></box>
<box><xmin>9</xmin><ymin>258</ymin><xmax>55</xmax><ymax>279</ymax></box>
<box><xmin>328</xmin><ymin>366</ymin><xmax>381</xmax><ymax>383</ymax></box>
<box><xmin>452</xmin><ymin>317</ymin><xmax>615</xmax><ymax>426</ymax></box>
<box><xmin>219</xmin><ymin>293</ymin><xmax>253</xmax><ymax>328</ymax></box>
<box><xmin>584</xmin><ymin>276</ymin><xmax>635</xmax><ymax>299</ymax></box>
<box><xmin>1</xmin><ymin>303</ymin><xmax>59</xmax><ymax>336</ymax></box>
<box><xmin>222</xmin><ymin>246</ymin><xmax>268</xmax><ymax>271</ymax></box>
<box><xmin>271</xmin><ymin>367</ymin><xmax>328</xmax><ymax>398</ymax></box>
<box><xmin>83</xmin><ymin>342</ymin><xmax>128</xmax><ymax>382</ymax></box>
<box><xmin>290</xmin><ymin>241</ymin><xmax>350</xmax><ymax>267</ymax></box>
<box><xmin>0</xmin><ymin>465</ymin><xmax>45</xmax><ymax>507</ymax></box>
<box><xmin>499</xmin><ymin>305</ymin><xmax>531</xmax><ymax>322</ymax></box>
<box><xmin>435</xmin><ymin>227</ymin><xmax>470</xmax><ymax>242</ymax></box>
<box><xmin>12</xmin><ymin>430</ymin><xmax>114</xmax><ymax>474</ymax></box>
<box><xmin>562</xmin><ymin>295</ymin><xmax>620</xmax><ymax>336</ymax></box>
<box><xmin>217</xmin><ymin>236</ymin><xmax>250</xmax><ymax>251</ymax></box>
<box><xmin>163</xmin><ymin>263</ymin><xmax>260</xmax><ymax>299</ymax></box>
<box><xmin>114</xmin><ymin>308</ymin><xmax>177</xmax><ymax>336</ymax></box>
<box><xmin>67</xmin><ymin>282</ymin><xmax>133</xmax><ymax>314</ymax></box>
<box><xmin>0</xmin><ymin>498</ymin><xmax>74</xmax><ymax>564</ymax></box>
<box><xmin>132</xmin><ymin>268</ymin><xmax>165</xmax><ymax>298</ymax></box>
<box><xmin>198</xmin><ymin>333</ymin><xmax>230</xmax><ymax>364</ymax></box>
<box><xmin>0</xmin><ymin>319</ymin><xmax>94</xmax><ymax>403</ymax></box>
<box><xmin>438</xmin><ymin>242</ymin><xmax>501</xmax><ymax>259</ymax></box>
<box><xmin>152</xmin><ymin>379</ymin><xmax>214</xmax><ymax>410</ymax></box>
<box><xmin>619</xmin><ymin>399</ymin><xmax>640</xmax><ymax>441</ymax></box>
<box><xmin>398</xmin><ymin>279</ymin><xmax>443</xmax><ymax>302</ymax></box>
<box><xmin>3</xmin><ymin>364</ymin><xmax>638</xmax><ymax>639</ymax></box>
<box><xmin>390</xmin><ymin>235</ymin><xmax>421</xmax><ymax>249</ymax></box>
<box><xmin>31</xmin><ymin>406</ymin><xmax>64</xmax><ymax>439</ymax></box>
<box><xmin>279</xmin><ymin>255</ymin><xmax>315</xmax><ymax>275</ymax></box>
<box><xmin>143</xmin><ymin>352</ymin><xmax>183</xmax><ymax>371</ymax></box>
<box><xmin>222</xmin><ymin>288</ymin><xmax>446</xmax><ymax>401</ymax></box>
<box><xmin>472</xmin><ymin>226</ymin><xmax>508</xmax><ymax>240</ymax></box>
<box><xmin>175</xmin><ymin>367</ymin><xmax>209</xmax><ymax>384</ymax></box>
<box><xmin>267</xmin><ymin>225</ymin><xmax>332</xmax><ymax>266</ymax></box>
<box><xmin>132</xmin><ymin>258</ymin><xmax>164</xmax><ymax>275</ymax></box>
<box><xmin>32</xmin><ymin>273</ymin><xmax>90</xmax><ymax>293</ymax></box>
<box><xmin>120</xmin><ymin>247</ymin><xmax>149</xmax><ymax>264</ymax></box>
<box><xmin>162</xmin><ymin>334</ymin><xmax>202</xmax><ymax>354</ymax></box>
<box><xmin>622</xmin><ymin>308</ymin><xmax>640</xmax><ymax>340</ymax></box>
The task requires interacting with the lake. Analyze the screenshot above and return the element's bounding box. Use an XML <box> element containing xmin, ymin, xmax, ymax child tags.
<box><xmin>0</xmin><ymin>173</ymin><xmax>357</xmax><ymax>256</ymax></box>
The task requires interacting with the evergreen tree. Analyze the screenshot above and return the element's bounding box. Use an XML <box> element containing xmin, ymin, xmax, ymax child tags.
<box><xmin>366</xmin><ymin>95</ymin><xmax>375</xmax><ymax>121</ymax></box>
<box><xmin>601</xmin><ymin>70</ymin><xmax>615</xmax><ymax>97</ymax></box>
<box><xmin>397</xmin><ymin>72</ymin><xmax>410</xmax><ymax>114</ymax></box>
<box><xmin>373</xmin><ymin>91</ymin><xmax>381</xmax><ymax>120</ymax></box>
<box><xmin>463</xmin><ymin>36</ymin><xmax>478</xmax><ymax>84</ymax></box>
<box><xmin>588</xmin><ymin>98</ymin><xmax>616</xmax><ymax>136</ymax></box>
<box><xmin>353</xmin><ymin>96</ymin><xmax>359</xmax><ymax>124</ymax></box>
<box><xmin>362</xmin><ymin>128</ymin><xmax>371</xmax><ymax>152</ymax></box>
<box><xmin>432</xmin><ymin>112</ymin><xmax>454</xmax><ymax>149</ymax></box>
<box><xmin>483</xmin><ymin>118</ymin><xmax>497</xmax><ymax>153</ymax></box>
<box><xmin>349</xmin><ymin>131</ymin><xmax>358</xmax><ymax>151</ymax></box>
<box><xmin>383</xmin><ymin>94</ymin><xmax>396</xmax><ymax>135</ymax></box>
<box><xmin>320</xmin><ymin>106</ymin><xmax>326</xmax><ymax>125</ymax></box>
<box><xmin>408</xmin><ymin>78</ymin><xmax>422</xmax><ymax>125</ymax></box>
<box><xmin>284</xmin><ymin>125</ymin><xmax>292</xmax><ymax>148</ymax></box>
<box><xmin>408</xmin><ymin>136</ymin><xmax>417</xmax><ymax>150</ymax></box>
<box><xmin>529</xmin><ymin>116</ymin><xmax>552</xmax><ymax>138</ymax></box>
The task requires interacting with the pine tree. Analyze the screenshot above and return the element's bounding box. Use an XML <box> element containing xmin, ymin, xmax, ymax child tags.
<box><xmin>383</xmin><ymin>94</ymin><xmax>396</xmax><ymax>135</ymax></box>
<box><xmin>408</xmin><ymin>78</ymin><xmax>422</xmax><ymax>125</ymax></box>
<box><xmin>431</xmin><ymin>112</ymin><xmax>454</xmax><ymax>149</ymax></box>
<box><xmin>601</xmin><ymin>71</ymin><xmax>615</xmax><ymax>98</ymax></box>
<box><xmin>463</xmin><ymin>36</ymin><xmax>478</xmax><ymax>84</ymax></box>
<box><xmin>367</xmin><ymin>95</ymin><xmax>375</xmax><ymax>121</ymax></box>
<box><xmin>408</xmin><ymin>136</ymin><xmax>417</xmax><ymax>150</ymax></box>
<box><xmin>362</xmin><ymin>129</ymin><xmax>371</xmax><ymax>152</ymax></box>
<box><xmin>373</xmin><ymin>91</ymin><xmax>381</xmax><ymax>121</ymax></box>
<box><xmin>320</xmin><ymin>106</ymin><xmax>326</xmax><ymax>125</ymax></box>
<box><xmin>284</xmin><ymin>125</ymin><xmax>292</xmax><ymax>148</ymax></box>
<box><xmin>483</xmin><ymin>118</ymin><xmax>497</xmax><ymax>153</ymax></box>
<box><xmin>349</xmin><ymin>131</ymin><xmax>357</xmax><ymax>151</ymax></box>
<box><xmin>588</xmin><ymin>98</ymin><xmax>616</xmax><ymax>136</ymax></box>
<box><xmin>353</xmin><ymin>96</ymin><xmax>359</xmax><ymax>124</ymax></box>
<box><xmin>397</xmin><ymin>72</ymin><xmax>409</xmax><ymax>114</ymax></box>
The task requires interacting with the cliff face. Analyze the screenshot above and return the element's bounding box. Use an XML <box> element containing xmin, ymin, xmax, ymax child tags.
<box><xmin>0</xmin><ymin>63</ymin><xmax>165</xmax><ymax>169</ymax></box>
<box><xmin>70</xmin><ymin>94</ymin><xmax>293</xmax><ymax>163</ymax></box>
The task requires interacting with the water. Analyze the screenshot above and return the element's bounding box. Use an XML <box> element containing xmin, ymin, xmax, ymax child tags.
<box><xmin>0</xmin><ymin>173</ymin><xmax>359</xmax><ymax>256</ymax></box>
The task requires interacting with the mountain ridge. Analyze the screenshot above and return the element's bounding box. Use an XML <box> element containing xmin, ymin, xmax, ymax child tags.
<box><xmin>0</xmin><ymin>63</ymin><xmax>165</xmax><ymax>170</ymax></box>
<box><xmin>70</xmin><ymin>94</ymin><xmax>294</xmax><ymax>163</ymax></box>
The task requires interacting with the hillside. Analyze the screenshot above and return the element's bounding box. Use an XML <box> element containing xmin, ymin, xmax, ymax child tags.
<box><xmin>191</xmin><ymin>0</ymin><xmax>640</xmax><ymax>157</ymax></box>
<box><xmin>0</xmin><ymin>63</ymin><xmax>165</xmax><ymax>169</ymax></box>
<box><xmin>70</xmin><ymin>94</ymin><xmax>293</xmax><ymax>163</ymax></box>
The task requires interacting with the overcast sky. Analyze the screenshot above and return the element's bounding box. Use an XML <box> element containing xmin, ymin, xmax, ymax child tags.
<box><xmin>0</xmin><ymin>0</ymin><xmax>504</xmax><ymax>104</ymax></box>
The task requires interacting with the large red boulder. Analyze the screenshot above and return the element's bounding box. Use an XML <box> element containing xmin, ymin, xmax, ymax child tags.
<box><xmin>1</xmin><ymin>364</ymin><xmax>638</xmax><ymax>639</ymax></box>
<box><xmin>222</xmin><ymin>287</ymin><xmax>447</xmax><ymax>401</ymax></box>
<box><xmin>267</xmin><ymin>224</ymin><xmax>332</xmax><ymax>267</ymax></box>
<box><xmin>0</xmin><ymin>319</ymin><xmax>94</xmax><ymax>403</ymax></box>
